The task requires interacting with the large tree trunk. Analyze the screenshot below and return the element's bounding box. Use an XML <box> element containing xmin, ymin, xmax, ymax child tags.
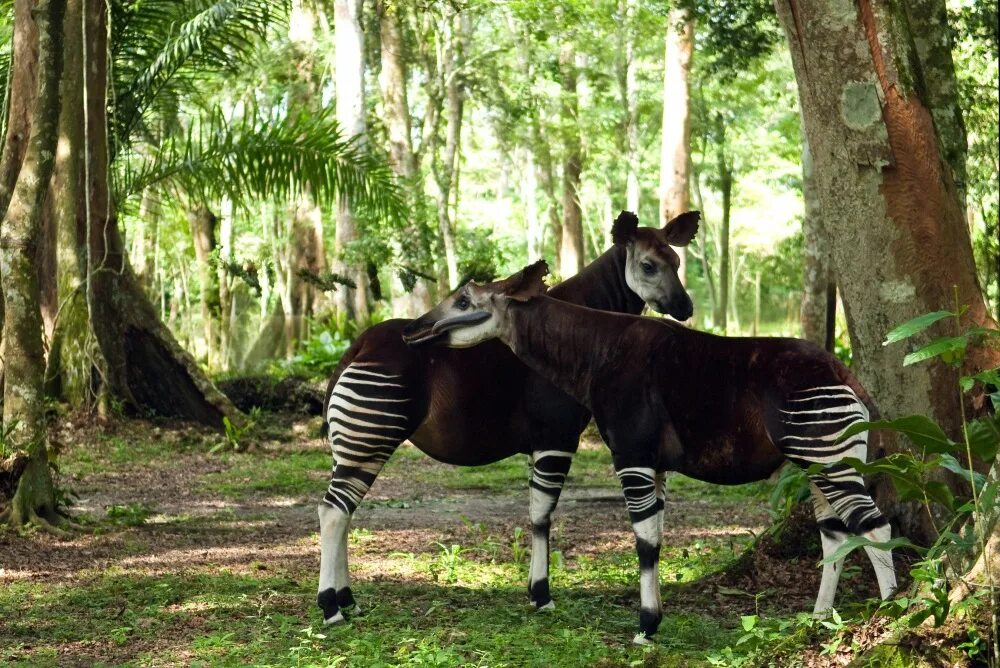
<box><xmin>333</xmin><ymin>0</ymin><xmax>370</xmax><ymax>321</ymax></box>
<box><xmin>558</xmin><ymin>42</ymin><xmax>584</xmax><ymax>279</ymax></box>
<box><xmin>800</xmin><ymin>140</ymin><xmax>836</xmax><ymax>350</ymax></box>
<box><xmin>50</xmin><ymin>0</ymin><xmax>241</xmax><ymax>428</ymax></box>
<box><xmin>659</xmin><ymin>7</ymin><xmax>694</xmax><ymax>284</ymax></box>
<box><xmin>531</xmin><ymin>117</ymin><xmax>560</xmax><ymax>265</ymax></box>
<box><xmin>774</xmin><ymin>0</ymin><xmax>1000</xmax><ymax>542</ymax></box>
<box><xmin>0</xmin><ymin>0</ymin><xmax>65</xmax><ymax>525</ymax></box>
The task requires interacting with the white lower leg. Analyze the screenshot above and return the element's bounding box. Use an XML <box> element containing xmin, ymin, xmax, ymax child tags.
<box><xmin>814</xmin><ymin>530</ymin><xmax>847</xmax><ymax>614</ymax></box>
<box><xmin>528</xmin><ymin>486</ymin><xmax>557</xmax><ymax>608</ymax></box>
<box><xmin>863</xmin><ymin>523</ymin><xmax>897</xmax><ymax>600</ymax></box>
<box><xmin>633</xmin><ymin>515</ymin><xmax>662</xmax><ymax>643</ymax></box>
<box><xmin>318</xmin><ymin>503</ymin><xmax>349</xmax><ymax>623</ymax></box>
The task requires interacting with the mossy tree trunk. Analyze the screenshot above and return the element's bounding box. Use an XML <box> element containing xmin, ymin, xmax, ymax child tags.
<box><xmin>558</xmin><ymin>42</ymin><xmax>584</xmax><ymax>279</ymax></box>
<box><xmin>0</xmin><ymin>0</ymin><xmax>65</xmax><ymax>526</ymax></box>
<box><xmin>44</xmin><ymin>0</ymin><xmax>242</xmax><ymax>429</ymax></box>
<box><xmin>774</xmin><ymin>0</ymin><xmax>1000</xmax><ymax>543</ymax></box>
<box><xmin>799</xmin><ymin>139</ymin><xmax>836</xmax><ymax>351</ymax></box>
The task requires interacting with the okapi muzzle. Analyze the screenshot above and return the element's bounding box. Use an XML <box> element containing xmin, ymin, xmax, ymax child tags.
<box><xmin>402</xmin><ymin>291</ymin><xmax>493</xmax><ymax>346</ymax></box>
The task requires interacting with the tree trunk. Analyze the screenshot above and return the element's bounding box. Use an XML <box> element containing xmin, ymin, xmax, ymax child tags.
<box><xmin>1</xmin><ymin>0</ymin><xmax>65</xmax><ymax>524</ymax></box>
<box><xmin>54</xmin><ymin>0</ymin><xmax>242</xmax><ymax>428</ymax></box>
<box><xmin>531</xmin><ymin>117</ymin><xmax>560</xmax><ymax>266</ymax></box>
<box><xmin>774</xmin><ymin>0</ymin><xmax>1000</xmax><ymax>542</ymax></box>
<box><xmin>559</xmin><ymin>43</ymin><xmax>584</xmax><ymax>279</ymax></box>
<box><xmin>378</xmin><ymin>0</ymin><xmax>416</xmax><ymax>181</ymax></box>
<box><xmin>622</xmin><ymin>0</ymin><xmax>640</xmax><ymax>213</ymax></box>
<box><xmin>217</xmin><ymin>195</ymin><xmax>233</xmax><ymax>369</ymax></box>
<box><xmin>659</xmin><ymin>7</ymin><xmax>694</xmax><ymax>284</ymax></box>
<box><xmin>333</xmin><ymin>0</ymin><xmax>370</xmax><ymax>321</ymax></box>
<box><xmin>716</xmin><ymin>116</ymin><xmax>732</xmax><ymax>332</ymax></box>
<box><xmin>188</xmin><ymin>205</ymin><xmax>220</xmax><ymax>366</ymax></box>
<box><xmin>800</xmin><ymin>139</ymin><xmax>836</xmax><ymax>350</ymax></box>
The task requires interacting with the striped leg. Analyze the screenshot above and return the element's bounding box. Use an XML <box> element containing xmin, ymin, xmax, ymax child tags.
<box><xmin>780</xmin><ymin>385</ymin><xmax>897</xmax><ymax>612</ymax></box>
<box><xmin>528</xmin><ymin>449</ymin><xmax>574</xmax><ymax>610</ymax></box>
<box><xmin>318</xmin><ymin>363</ymin><xmax>413</xmax><ymax>625</ymax></box>
<box><xmin>616</xmin><ymin>465</ymin><xmax>664</xmax><ymax>644</ymax></box>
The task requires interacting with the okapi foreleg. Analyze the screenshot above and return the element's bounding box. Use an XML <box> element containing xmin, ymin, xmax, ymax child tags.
<box><xmin>527</xmin><ymin>449</ymin><xmax>574</xmax><ymax>609</ymax></box>
<box><xmin>615</xmin><ymin>465</ymin><xmax>664</xmax><ymax>644</ymax></box>
<box><xmin>318</xmin><ymin>363</ymin><xmax>414</xmax><ymax>625</ymax></box>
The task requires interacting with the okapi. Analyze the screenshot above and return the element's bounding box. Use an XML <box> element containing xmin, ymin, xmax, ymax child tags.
<box><xmin>402</xmin><ymin>244</ymin><xmax>897</xmax><ymax>644</ymax></box>
<box><xmin>316</xmin><ymin>211</ymin><xmax>700</xmax><ymax>625</ymax></box>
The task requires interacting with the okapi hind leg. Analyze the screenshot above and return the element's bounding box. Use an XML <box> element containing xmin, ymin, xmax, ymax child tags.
<box><xmin>527</xmin><ymin>449</ymin><xmax>575</xmax><ymax>610</ymax></box>
<box><xmin>318</xmin><ymin>362</ymin><xmax>413</xmax><ymax>625</ymax></box>
<box><xmin>808</xmin><ymin>463</ymin><xmax>897</xmax><ymax>612</ymax></box>
<box><xmin>615</xmin><ymin>465</ymin><xmax>664</xmax><ymax>645</ymax></box>
<box><xmin>809</xmin><ymin>485</ymin><xmax>849</xmax><ymax>614</ymax></box>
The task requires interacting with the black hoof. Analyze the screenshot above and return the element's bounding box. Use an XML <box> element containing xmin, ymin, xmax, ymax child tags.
<box><xmin>639</xmin><ymin>608</ymin><xmax>662</xmax><ymax>638</ymax></box>
<box><xmin>529</xmin><ymin>578</ymin><xmax>551</xmax><ymax>609</ymax></box>
<box><xmin>318</xmin><ymin>588</ymin><xmax>342</xmax><ymax>624</ymax></box>
<box><xmin>337</xmin><ymin>587</ymin><xmax>359</xmax><ymax>613</ymax></box>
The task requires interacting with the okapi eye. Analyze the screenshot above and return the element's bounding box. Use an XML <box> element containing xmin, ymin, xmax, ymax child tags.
<box><xmin>455</xmin><ymin>294</ymin><xmax>470</xmax><ymax>310</ymax></box>
<box><xmin>641</xmin><ymin>261</ymin><xmax>656</xmax><ymax>275</ymax></box>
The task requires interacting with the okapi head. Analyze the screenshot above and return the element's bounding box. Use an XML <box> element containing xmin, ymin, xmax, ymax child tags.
<box><xmin>613</xmin><ymin>210</ymin><xmax>698</xmax><ymax>320</ymax></box>
<box><xmin>402</xmin><ymin>261</ymin><xmax>550</xmax><ymax>347</ymax></box>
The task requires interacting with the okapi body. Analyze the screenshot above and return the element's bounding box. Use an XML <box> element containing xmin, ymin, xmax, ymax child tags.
<box><xmin>316</xmin><ymin>212</ymin><xmax>699</xmax><ymax>625</ymax></box>
<box><xmin>402</xmin><ymin>259</ymin><xmax>898</xmax><ymax>644</ymax></box>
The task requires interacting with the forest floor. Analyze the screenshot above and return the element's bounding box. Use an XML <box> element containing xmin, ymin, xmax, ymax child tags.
<box><xmin>0</xmin><ymin>412</ymin><xmax>891</xmax><ymax>667</ymax></box>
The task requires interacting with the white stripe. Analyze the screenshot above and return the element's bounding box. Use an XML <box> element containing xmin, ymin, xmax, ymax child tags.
<box><xmin>781</xmin><ymin>405</ymin><xmax>863</xmax><ymax>416</ymax></box>
<box><xmin>332</xmin><ymin>385</ymin><xmax>410</xmax><ymax>403</ymax></box>
<box><xmin>791</xmin><ymin>385</ymin><xmax>855</xmax><ymax>394</ymax></box>
<box><xmin>329</xmin><ymin>393</ymin><xmax>406</xmax><ymax>419</ymax></box>
<box><xmin>341</xmin><ymin>367</ymin><xmax>402</xmax><ymax>380</ymax></box>
<box><xmin>328</xmin><ymin>406</ymin><xmax>410</xmax><ymax>432</ymax></box>
<box><xmin>337</xmin><ymin>377</ymin><xmax>406</xmax><ymax>388</ymax></box>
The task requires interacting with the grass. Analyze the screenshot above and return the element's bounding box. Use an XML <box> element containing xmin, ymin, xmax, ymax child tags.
<box><xmin>1</xmin><ymin>417</ymin><xmax>822</xmax><ymax>667</ymax></box>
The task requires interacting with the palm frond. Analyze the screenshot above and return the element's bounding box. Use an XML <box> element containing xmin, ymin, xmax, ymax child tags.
<box><xmin>112</xmin><ymin>0</ymin><xmax>288</xmax><ymax>152</ymax></box>
<box><xmin>115</xmin><ymin>105</ymin><xmax>406</xmax><ymax>226</ymax></box>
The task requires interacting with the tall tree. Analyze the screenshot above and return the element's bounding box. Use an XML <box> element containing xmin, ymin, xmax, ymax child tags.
<box><xmin>799</xmin><ymin>140</ymin><xmax>835</xmax><ymax>350</ymax></box>
<box><xmin>0</xmin><ymin>0</ymin><xmax>66</xmax><ymax>528</ymax></box>
<box><xmin>558</xmin><ymin>42</ymin><xmax>584</xmax><ymax>279</ymax></box>
<box><xmin>333</xmin><ymin>0</ymin><xmax>371</xmax><ymax>320</ymax></box>
<box><xmin>774</xmin><ymin>0</ymin><xmax>1000</xmax><ymax>539</ymax></box>
<box><xmin>658</xmin><ymin>6</ymin><xmax>694</xmax><ymax>284</ymax></box>
<box><xmin>621</xmin><ymin>0</ymin><xmax>640</xmax><ymax>213</ymax></box>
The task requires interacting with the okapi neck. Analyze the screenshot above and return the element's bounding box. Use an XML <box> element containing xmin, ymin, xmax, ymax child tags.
<box><xmin>505</xmin><ymin>297</ymin><xmax>613</xmax><ymax>408</ymax></box>
<box><xmin>548</xmin><ymin>245</ymin><xmax>646</xmax><ymax>315</ymax></box>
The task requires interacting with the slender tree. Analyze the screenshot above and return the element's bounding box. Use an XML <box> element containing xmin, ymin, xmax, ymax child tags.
<box><xmin>658</xmin><ymin>6</ymin><xmax>694</xmax><ymax>284</ymax></box>
<box><xmin>799</xmin><ymin>140</ymin><xmax>835</xmax><ymax>350</ymax></box>
<box><xmin>558</xmin><ymin>42</ymin><xmax>584</xmax><ymax>279</ymax></box>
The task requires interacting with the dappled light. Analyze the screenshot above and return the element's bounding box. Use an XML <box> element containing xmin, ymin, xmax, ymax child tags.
<box><xmin>0</xmin><ymin>0</ymin><xmax>997</xmax><ymax>665</ymax></box>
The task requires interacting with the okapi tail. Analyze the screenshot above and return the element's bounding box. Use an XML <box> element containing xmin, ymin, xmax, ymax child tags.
<box><xmin>319</xmin><ymin>336</ymin><xmax>367</xmax><ymax>439</ymax></box>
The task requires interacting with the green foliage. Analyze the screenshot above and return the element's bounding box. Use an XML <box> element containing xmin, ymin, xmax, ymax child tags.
<box><xmin>820</xmin><ymin>305</ymin><xmax>999</xmax><ymax>632</ymax></box>
<box><xmin>272</xmin><ymin>330</ymin><xmax>352</xmax><ymax>380</ymax></box>
<box><xmin>105</xmin><ymin>502</ymin><xmax>154</xmax><ymax>527</ymax></box>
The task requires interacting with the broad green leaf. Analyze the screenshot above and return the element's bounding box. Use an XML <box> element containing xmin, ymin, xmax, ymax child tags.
<box><xmin>883</xmin><ymin>311</ymin><xmax>953</xmax><ymax>345</ymax></box>
<box><xmin>820</xmin><ymin>535</ymin><xmax>921</xmax><ymax>565</ymax></box>
<box><xmin>938</xmin><ymin>453</ymin><xmax>988</xmax><ymax>490</ymax></box>
<box><xmin>966</xmin><ymin>415</ymin><xmax>1000</xmax><ymax>463</ymax></box>
<box><xmin>923</xmin><ymin>481</ymin><xmax>956</xmax><ymax>511</ymax></box>
<box><xmin>903</xmin><ymin>336</ymin><xmax>967</xmax><ymax>366</ymax></box>
<box><xmin>838</xmin><ymin>416</ymin><xmax>955</xmax><ymax>454</ymax></box>
<box><xmin>741</xmin><ymin>615</ymin><xmax>758</xmax><ymax>632</ymax></box>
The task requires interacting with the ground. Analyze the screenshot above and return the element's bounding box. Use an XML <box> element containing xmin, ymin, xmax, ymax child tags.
<box><xmin>0</xmin><ymin>413</ymin><xmax>889</xmax><ymax>667</ymax></box>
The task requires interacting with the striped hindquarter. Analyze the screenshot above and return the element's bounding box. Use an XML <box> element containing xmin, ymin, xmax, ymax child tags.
<box><xmin>323</xmin><ymin>363</ymin><xmax>415</xmax><ymax>514</ymax></box>
<box><xmin>778</xmin><ymin>384</ymin><xmax>886</xmax><ymax>534</ymax></box>
<box><xmin>318</xmin><ymin>362</ymin><xmax>417</xmax><ymax>624</ymax></box>
<box><xmin>777</xmin><ymin>384</ymin><xmax>896</xmax><ymax>613</ymax></box>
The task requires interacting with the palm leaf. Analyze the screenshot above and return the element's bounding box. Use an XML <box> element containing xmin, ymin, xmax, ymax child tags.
<box><xmin>111</xmin><ymin>0</ymin><xmax>287</xmax><ymax>153</ymax></box>
<box><xmin>115</xmin><ymin>105</ymin><xmax>406</xmax><ymax>226</ymax></box>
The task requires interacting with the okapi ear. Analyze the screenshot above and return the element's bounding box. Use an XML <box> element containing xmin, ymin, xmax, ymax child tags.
<box><xmin>611</xmin><ymin>210</ymin><xmax>639</xmax><ymax>245</ymax></box>
<box><xmin>504</xmin><ymin>260</ymin><xmax>549</xmax><ymax>302</ymax></box>
<box><xmin>663</xmin><ymin>210</ymin><xmax>700</xmax><ymax>247</ymax></box>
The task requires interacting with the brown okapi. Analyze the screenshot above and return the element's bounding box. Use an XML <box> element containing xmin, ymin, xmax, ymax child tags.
<box><xmin>402</xmin><ymin>245</ymin><xmax>897</xmax><ymax>644</ymax></box>
<box><xmin>316</xmin><ymin>211</ymin><xmax>700</xmax><ymax>626</ymax></box>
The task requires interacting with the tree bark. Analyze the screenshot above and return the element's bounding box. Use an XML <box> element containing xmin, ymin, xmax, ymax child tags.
<box><xmin>188</xmin><ymin>205</ymin><xmax>220</xmax><ymax>366</ymax></box>
<box><xmin>622</xmin><ymin>0</ymin><xmax>640</xmax><ymax>213</ymax></box>
<box><xmin>531</xmin><ymin>117</ymin><xmax>560</xmax><ymax>266</ymax></box>
<box><xmin>800</xmin><ymin>139</ymin><xmax>836</xmax><ymax>350</ymax></box>
<box><xmin>1</xmin><ymin>0</ymin><xmax>65</xmax><ymax>524</ymax></box>
<box><xmin>774</xmin><ymin>0</ymin><xmax>1000</xmax><ymax>542</ymax></box>
<box><xmin>51</xmin><ymin>0</ymin><xmax>242</xmax><ymax>428</ymax></box>
<box><xmin>559</xmin><ymin>42</ymin><xmax>584</xmax><ymax>279</ymax></box>
<box><xmin>716</xmin><ymin>116</ymin><xmax>732</xmax><ymax>333</ymax></box>
<box><xmin>333</xmin><ymin>0</ymin><xmax>370</xmax><ymax>321</ymax></box>
<box><xmin>659</xmin><ymin>7</ymin><xmax>694</xmax><ymax>284</ymax></box>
